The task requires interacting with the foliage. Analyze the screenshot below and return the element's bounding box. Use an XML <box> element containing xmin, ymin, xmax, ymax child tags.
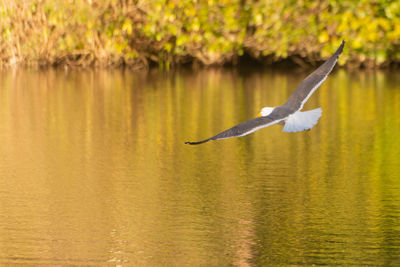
<box><xmin>0</xmin><ymin>0</ymin><xmax>399</xmax><ymax>68</ymax></box>
<box><xmin>0</xmin><ymin>0</ymin><xmax>147</xmax><ymax>67</ymax></box>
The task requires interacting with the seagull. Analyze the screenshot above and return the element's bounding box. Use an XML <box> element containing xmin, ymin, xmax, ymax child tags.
<box><xmin>185</xmin><ymin>41</ymin><xmax>345</xmax><ymax>145</ymax></box>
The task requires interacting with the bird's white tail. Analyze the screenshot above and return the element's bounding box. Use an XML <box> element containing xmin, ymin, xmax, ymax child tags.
<box><xmin>282</xmin><ymin>108</ymin><xmax>322</xmax><ymax>132</ymax></box>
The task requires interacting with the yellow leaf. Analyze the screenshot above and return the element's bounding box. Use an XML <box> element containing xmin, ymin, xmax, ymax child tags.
<box><xmin>318</xmin><ymin>31</ymin><xmax>329</xmax><ymax>43</ymax></box>
<box><xmin>122</xmin><ymin>19</ymin><xmax>132</xmax><ymax>35</ymax></box>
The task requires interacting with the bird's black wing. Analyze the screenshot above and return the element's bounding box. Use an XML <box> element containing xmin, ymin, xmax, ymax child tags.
<box><xmin>185</xmin><ymin>107</ymin><xmax>291</xmax><ymax>145</ymax></box>
<box><xmin>282</xmin><ymin>41</ymin><xmax>345</xmax><ymax>112</ymax></box>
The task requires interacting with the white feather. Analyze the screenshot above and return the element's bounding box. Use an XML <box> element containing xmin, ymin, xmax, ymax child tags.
<box><xmin>238</xmin><ymin>119</ymin><xmax>283</xmax><ymax>137</ymax></box>
<box><xmin>298</xmin><ymin>75</ymin><xmax>328</xmax><ymax>111</ymax></box>
<box><xmin>282</xmin><ymin>108</ymin><xmax>322</xmax><ymax>133</ymax></box>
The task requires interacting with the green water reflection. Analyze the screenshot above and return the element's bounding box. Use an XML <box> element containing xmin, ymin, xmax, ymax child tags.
<box><xmin>0</xmin><ymin>68</ymin><xmax>399</xmax><ymax>266</ymax></box>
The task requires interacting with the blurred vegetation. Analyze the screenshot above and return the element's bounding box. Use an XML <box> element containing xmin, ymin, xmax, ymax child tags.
<box><xmin>1</xmin><ymin>0</ymin><xmax>400</xmax><ymax>68</ymax></box>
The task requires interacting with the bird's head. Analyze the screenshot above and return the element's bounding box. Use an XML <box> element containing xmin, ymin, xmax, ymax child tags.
<box><xmin>258</xmin><ymin>107</ymin><xmax>275</xmax><ymax>117</ymax></box>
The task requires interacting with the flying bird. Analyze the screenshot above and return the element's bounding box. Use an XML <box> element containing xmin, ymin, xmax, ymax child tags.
<box><xmin>185</xmin><ymin>41</ymin><xmax>345</xmax><ymax>145</ymax></box>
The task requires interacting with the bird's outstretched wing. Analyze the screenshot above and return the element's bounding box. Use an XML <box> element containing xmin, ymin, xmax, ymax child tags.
<box><xmin>282</xmin><ymin>41</ymin><xmax>345</xmax><ymax>112</ymax></box>
<box><xmin>185</xmin><ymin>116</ymin><xmax>281</xmax><ymax>145</ymax></box>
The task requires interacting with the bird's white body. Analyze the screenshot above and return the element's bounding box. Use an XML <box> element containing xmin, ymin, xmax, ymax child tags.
<box><xmin>259</xmin><ymin>106</ymin><xmax>322</xmax><ymax>133</ymax></box>
<box><xmin>282</xmin><ymin>108</ymin><xmax>322</xmax><ymax>132</ymax></box>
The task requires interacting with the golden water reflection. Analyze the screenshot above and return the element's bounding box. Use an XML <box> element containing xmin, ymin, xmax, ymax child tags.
<box><xmin>0</xmin><ymin>68</ymin><xmax>399</xmax><ymax>266</ymax></box>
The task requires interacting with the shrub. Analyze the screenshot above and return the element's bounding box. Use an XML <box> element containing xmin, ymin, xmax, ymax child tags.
<box><xmin>1</xmin><ymin>0</ymin><xmax>399</xmax><ymax>68</ymax></box>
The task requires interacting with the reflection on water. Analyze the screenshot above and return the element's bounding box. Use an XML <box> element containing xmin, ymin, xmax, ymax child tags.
<box><xmin>0</xmin><ymin>67</ymin><xmax>399</xmax><ymax>266</ymax></box>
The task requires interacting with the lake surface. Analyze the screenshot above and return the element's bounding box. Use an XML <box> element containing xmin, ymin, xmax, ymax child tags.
<box><xmin>0</xmin><ymin>67</ymin><xmax>399</xmax><ymax>266</ymax></box>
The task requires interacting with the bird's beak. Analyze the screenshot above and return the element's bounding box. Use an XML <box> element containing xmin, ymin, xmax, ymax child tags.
<box><xmin>257</xmin><ymin>113</ymin><xmax>262</xmax><ymax>117</ymax></box>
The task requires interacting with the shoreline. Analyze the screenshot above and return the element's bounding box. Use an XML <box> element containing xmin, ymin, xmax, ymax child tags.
<box><xmin>1</xmin><ymin>54</ymin><xmax>399</xmax><ymax>70</ymax></box>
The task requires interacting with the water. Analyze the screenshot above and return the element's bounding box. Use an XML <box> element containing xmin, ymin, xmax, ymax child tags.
<box><xmin>0</xmin><ymin>67</ymin><xmax>399</xmax><ymax>266</ymax></box>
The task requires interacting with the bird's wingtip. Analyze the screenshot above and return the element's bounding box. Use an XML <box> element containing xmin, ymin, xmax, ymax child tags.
<box><xmin>336</xmin><ymin>40</ymin><xmax>345</xmax><ymax>55</ymax></box>
<box><xmin>185</xmin><ymin>139</ymin><xmax>210</xmax><ymax>145</ymax></box>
